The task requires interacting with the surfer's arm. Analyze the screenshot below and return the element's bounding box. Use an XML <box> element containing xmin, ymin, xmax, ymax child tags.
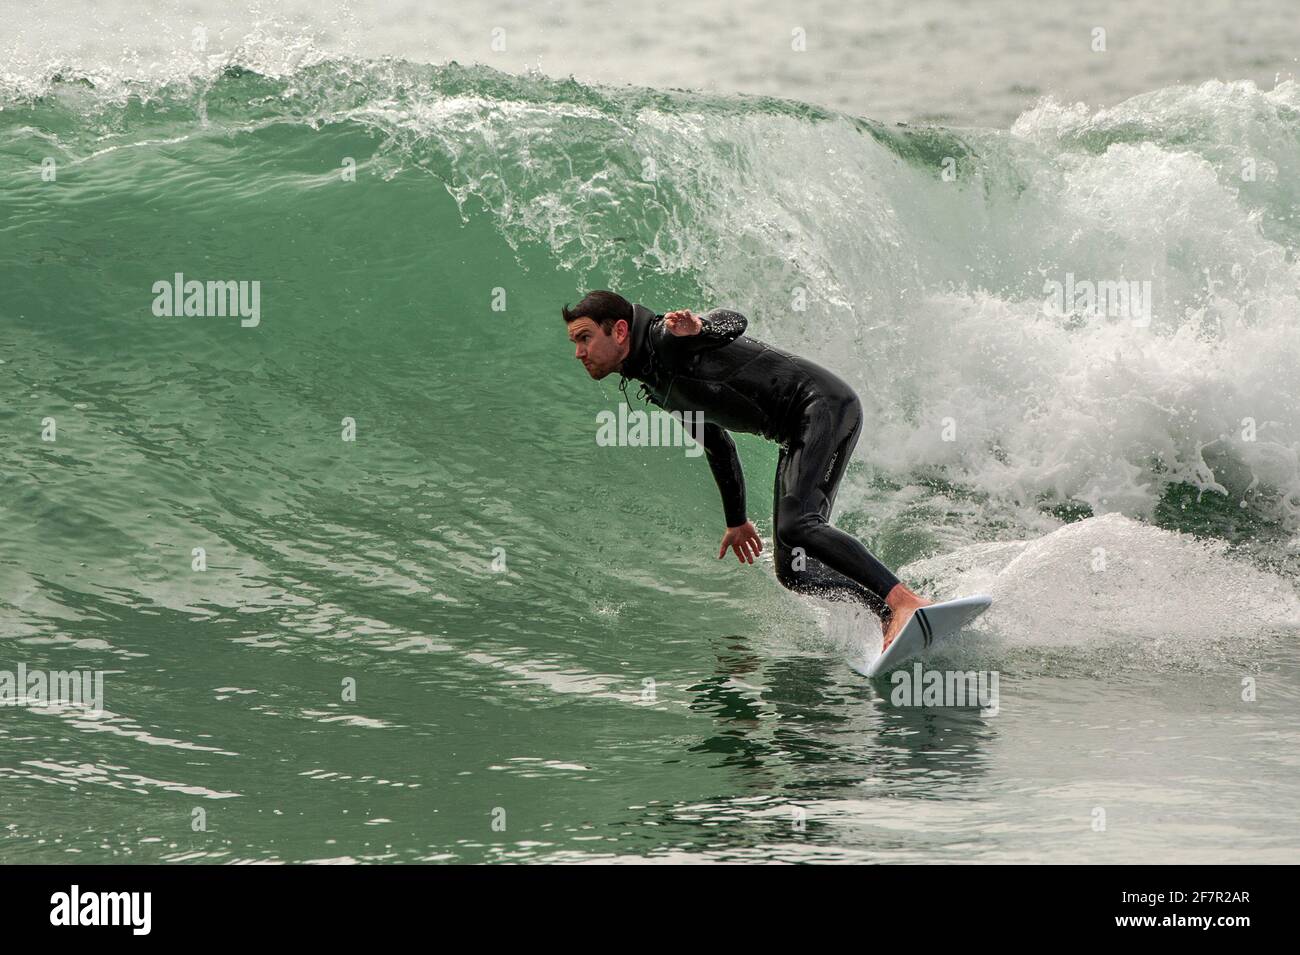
<box><xmin>658</xmin><ymin>308</ymin><xmax>748</xmax><ymax>353</ymax></box>
<box><xmin>701</xmin><ymin>422</ymin><xmax>747</xmax><ymax>528</ymax></box>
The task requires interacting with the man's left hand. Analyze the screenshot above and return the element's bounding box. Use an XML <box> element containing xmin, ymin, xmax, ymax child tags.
<box><xmin>718</xmin><ymin>521</ymin><xmax>763</xmax><ymax>564</ymax></box>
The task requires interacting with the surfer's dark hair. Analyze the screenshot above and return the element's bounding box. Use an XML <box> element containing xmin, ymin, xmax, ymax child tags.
<box><xmin>561</xmin><ymin>290</ymin><xmax>633</xmax><ymax>334</ymax></box>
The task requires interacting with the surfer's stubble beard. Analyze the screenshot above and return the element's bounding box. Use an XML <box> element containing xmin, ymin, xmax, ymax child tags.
<box><xmin>568</xmin><ymin>317</ymin><xmax>631</xmax><ymax>380</ymax></box>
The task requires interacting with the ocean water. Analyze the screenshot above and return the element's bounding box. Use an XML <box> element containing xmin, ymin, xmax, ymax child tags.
<box><xmin>2</xmin><ymin>4</ymin><xmax>1299</xmax><ymax>863</ymax></box>
<box><xmin>6</xmin><ymin>0</ymin><xmax>1300</xmax><ymax>125</ymax></box>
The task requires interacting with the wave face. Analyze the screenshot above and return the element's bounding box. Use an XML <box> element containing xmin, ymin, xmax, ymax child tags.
<box><xmin>7</xmin><ymin>60</ymin><xmax>1300</xmax><ymax>557</ymax></box>
<box><xmin>1</xmin><ymin>56</ymin><xmax>1299</xmax><ymax>863</ymax></box>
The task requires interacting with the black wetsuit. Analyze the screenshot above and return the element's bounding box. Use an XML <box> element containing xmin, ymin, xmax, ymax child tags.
<box><xmin>619</xmin><ymin>303</ymin><xmax>900</xmax><ymax>616</ymax></box>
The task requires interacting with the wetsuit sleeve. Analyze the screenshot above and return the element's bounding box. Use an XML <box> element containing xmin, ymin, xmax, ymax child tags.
<box><xmin>658</xmin><ymin>308</ymin><xmax>748</xmax><ymax>354</ymax></box>
<box><xmin>701</xmin><ymin>422</ymin><xmax>747</xmax><ymax>527</ymax></box>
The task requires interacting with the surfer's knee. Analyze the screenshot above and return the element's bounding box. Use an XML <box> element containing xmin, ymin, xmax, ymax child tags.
<box><xmin>775</xmin><ymin>496</ymin><xmax>825</xmax><ymax>548</ymax></box>
<box><xmin>774</xmin><ymin>546</ymin><xmax>801</xmax><ymax>590</ymax></box>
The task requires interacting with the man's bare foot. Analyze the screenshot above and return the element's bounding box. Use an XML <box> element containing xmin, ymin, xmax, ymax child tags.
<box><xmin>881</xmin><ymin>584</ymin><xmax>933</xmax><ymax>651</ymax></box>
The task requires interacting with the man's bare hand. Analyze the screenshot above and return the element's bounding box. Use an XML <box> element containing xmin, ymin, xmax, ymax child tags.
<box><xmin>664</xmin><ymin>309</ymin><xmax>702</xmax><ymax>336</ymax></box>
<box><xmin>718</xmin><ymin>520</ymin><xmax>762</xmax><ymax>564</ymax></box>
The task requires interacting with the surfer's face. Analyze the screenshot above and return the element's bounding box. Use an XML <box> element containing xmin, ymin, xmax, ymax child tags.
<box><xmin>567</xmin><ymin>317</ymin><xmax>628</xmax><ymax>379</ymax></box>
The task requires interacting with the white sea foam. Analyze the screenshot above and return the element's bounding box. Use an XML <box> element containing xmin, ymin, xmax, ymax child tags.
<box><xmin>903</xmin><ymin>512</ymin><xmax>1300</xmax><ymax>649</ymax></box>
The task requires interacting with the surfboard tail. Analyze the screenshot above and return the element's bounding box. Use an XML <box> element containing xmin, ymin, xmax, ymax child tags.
<box><xmin>862</xmin><ymin>594</ymin><xmax>992</xmax><ymax>677</ymax></box>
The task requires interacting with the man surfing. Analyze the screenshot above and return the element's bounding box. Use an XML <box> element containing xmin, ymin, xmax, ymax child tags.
<box><xmin>563</xmin><ymin>289</ymin><xmax>932</xmax><ymax>650</ymax></box>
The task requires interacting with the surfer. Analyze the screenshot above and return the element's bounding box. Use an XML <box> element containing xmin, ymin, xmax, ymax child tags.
<box><xmin>563</xmin><ymin>289</ymin><xmax>932</xmax><ymax>649</ymax></box>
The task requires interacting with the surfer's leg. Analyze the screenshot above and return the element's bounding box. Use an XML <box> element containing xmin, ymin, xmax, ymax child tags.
<box><xmin>772</xmin><ymin>394</ymin><xmax>899</xmax><ymax>618</ymax></box>
<box><xmin>879</xmin><ymin>582</ymin><xmax>932</xmax><ymax>649</ymax></box>
<box><xmin>773</xmin><ymin>445</ymin><xmax>887</xmax><ymax>613</ymax></box>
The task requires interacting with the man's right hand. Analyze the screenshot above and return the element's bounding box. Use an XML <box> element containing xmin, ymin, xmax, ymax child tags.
<box><xmin>718</xmin><ymin>521</ymin><xmax>762</xmax><ymax>564</ymax></box>
<box><xmin>663</xmin><ymin>309</ymin><xmax>703</xmax><ymax>336</ymax></box>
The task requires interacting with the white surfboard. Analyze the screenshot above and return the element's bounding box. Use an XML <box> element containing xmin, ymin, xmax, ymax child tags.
<box><xmin>862</xmin><ymin>595</ymin><xmax>992</xmax><ymax>677</ymax></box>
